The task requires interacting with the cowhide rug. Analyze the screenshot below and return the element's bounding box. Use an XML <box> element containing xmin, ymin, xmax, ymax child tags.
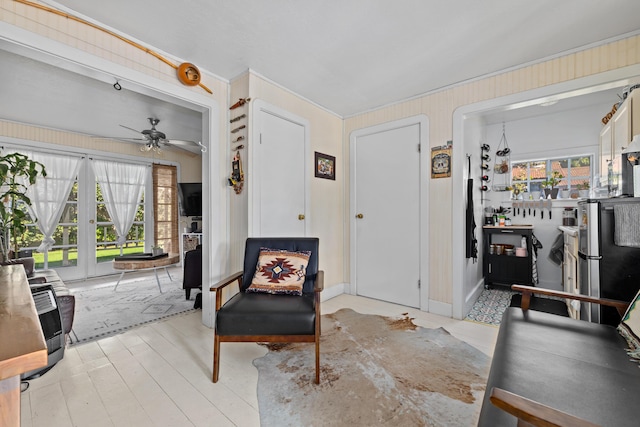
<box><xmin>253</xmin><ymin>308</ymin><xmax>490</xmax><ymax>426</ymax></box>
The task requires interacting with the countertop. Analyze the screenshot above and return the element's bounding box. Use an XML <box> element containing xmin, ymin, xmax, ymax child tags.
<box><xmin>482</xmin><ymin>225</ymin><xmax>534</xmax><ymax>230</ymax></box>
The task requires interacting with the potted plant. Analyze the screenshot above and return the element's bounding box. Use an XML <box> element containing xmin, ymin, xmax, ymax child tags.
<box><xmin>541</xmin><ymin>171</ymin><xmax>563</xmax><ymax>199</ymax></box>
<box><xmin>577</xmin><ymin>182</ymin><xmax>590</xmax><ymax>198</ymax></box>
<box><xmin>0</xmin><ymin>152</ymin><xmax>47</xmax><ymax>261</ymax></box>
<box><xmin>151</xmin><ymin>243</ymin><xmax>164</xmax><ymax>256</ymax></box>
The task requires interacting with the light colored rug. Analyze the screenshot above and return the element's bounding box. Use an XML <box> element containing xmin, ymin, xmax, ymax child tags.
<box><xmin>254</xmin><ymin>308</ymin><xmax>490</xmax><ymax>426</ymax></box>
<box><xmin>70</xmin><ymin>268</ymin><xmax>196</xmax><ymax>344</ymax></box>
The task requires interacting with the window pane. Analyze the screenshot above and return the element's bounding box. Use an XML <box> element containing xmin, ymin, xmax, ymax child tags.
<box><xmin>127</xmin><ymin>224</ymin><xmax>145</xmax><ymax>241</ymax></box>
<box><xmin>96</xmin><ymin>203</ymin><xmax>111</xmax><ymax>222</ymax></box>
<box><xmin>96</xmin><ymin>224</ymin><xmax>118</xmax><ymax>244</ymax></box>
<box><xmin>135</xmin><ymin>204</ymin><xmax>144</xmax><ymax>221</ymax></box>
<box><xmin>510</xmin><ymin>156</ymin><xmax>592</xmax><ymax>195</ymax></box>
<box><xmin>530</xmin><ymin>182</ymin><xmax>544</xmax><ymax>193</ymax></box>
<box><xmin>530</xmin><ymin>161</ymin><xmax>546</xmax><ymax>180</ymax></box>
<box><xmin>68</xmin><ymin>182</ymin><xmax>78</xmax><ymax>202</ymax></box>
<box><xmin>512</xmin><ymin>162</ymin><xmax>527</xmax><ymax>181</ymax></box>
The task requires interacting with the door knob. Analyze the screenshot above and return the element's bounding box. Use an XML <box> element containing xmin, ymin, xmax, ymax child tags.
<box><xmin>298</xmin><ymin>214</ymin><xmax>305</xmax><ymax>220</ymax></box>
<box><xmin>356</xmin><ymin>213</ymin><xmax>364</xmax><ymax>219</ymax></box>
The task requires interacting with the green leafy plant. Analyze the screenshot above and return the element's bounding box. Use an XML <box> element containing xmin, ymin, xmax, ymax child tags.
<box><xmin>576</xmin><ymin>182</ymin><xmax>590</xmax><ymax>190</ymax></box>
<box><xmin>541</xmin><ymin>171</ymin><xmax>563</xmax><ymax>189</ymax></box>
<box><xmin>0</xmin><ymin>152</ymin><xmax>47</xmax><ymax>260</ymax></box>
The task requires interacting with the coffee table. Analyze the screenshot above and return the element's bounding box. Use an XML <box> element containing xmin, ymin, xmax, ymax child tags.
<box><xmin>112</xmin><ymin>253</ymin><xmax>180</xmax><ymax>293</ymax></box>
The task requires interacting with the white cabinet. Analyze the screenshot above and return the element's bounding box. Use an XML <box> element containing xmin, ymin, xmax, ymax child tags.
<box><xmin>599</xmin><ymin>90</ymin><xmax>640</xmax><ymax>195</ymax></box>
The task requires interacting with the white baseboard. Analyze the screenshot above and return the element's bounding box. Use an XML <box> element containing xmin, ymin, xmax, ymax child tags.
<box><xmin>463</xmin><ymin>279</ymin><xmax>486</xmax><ymax>319</ymax></box>
<box><xmin>321</xmin><ymin>283</ymin><xmax>346</xmax><ymax>302</ymax></box>
<box><xmin>428</xmin><ymin>299</ymin><xmax>452</xmax><ymax>318</ymax></box>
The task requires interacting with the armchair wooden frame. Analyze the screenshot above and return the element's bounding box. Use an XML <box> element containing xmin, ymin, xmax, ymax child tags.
<box><xmin>487</xmin><ymin>284</ymin><xmax>631</xmax><ymax>427</ymax></box>
<box><xmin>210</xmin><ymin>270</ymin><xmax>324</xmax><ymax>384</ymax></box>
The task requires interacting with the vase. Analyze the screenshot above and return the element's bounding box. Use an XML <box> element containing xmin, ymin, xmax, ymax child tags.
<box><xmin>544</xmin><ymin>188</ymin><xmax>559</xmax><ymax>199</ymax></box>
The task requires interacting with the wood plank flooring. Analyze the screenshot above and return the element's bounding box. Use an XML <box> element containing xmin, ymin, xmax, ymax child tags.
<box><xmin>20</xmin><ymin>292</ymin><xmax>498</xmax><ymax>426</ymax></box>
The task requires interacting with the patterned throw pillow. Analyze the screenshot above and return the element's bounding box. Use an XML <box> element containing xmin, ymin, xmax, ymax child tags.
<box><xmin>617</xmin><ymin>288</ymin><xmax>640</xmax><ymax>362</ymax></box>
<box><xmin>246</xmin><ymin>248</ymin><xmax>311</xmax><ymax>296</ymax></box>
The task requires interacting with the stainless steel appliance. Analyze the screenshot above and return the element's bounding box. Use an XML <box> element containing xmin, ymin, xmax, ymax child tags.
<box><xmin>578</xmin><ymin>197</ymin><xmax>640</xmax><ymax>325</ymax></box>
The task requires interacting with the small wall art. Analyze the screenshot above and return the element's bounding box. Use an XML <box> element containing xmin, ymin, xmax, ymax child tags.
<box><xmin>314</xmin><ymin>152</ymin><xmax>336</xmax><ymax>180</ymax></box>
<box><xmin>431</xmin><ymin>141</ymin><xmax>452</xmax><ymax>179</ymax></box>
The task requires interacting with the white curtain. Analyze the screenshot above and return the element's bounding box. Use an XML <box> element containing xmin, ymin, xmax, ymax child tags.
<box><xmin>24</xmin><ymin>152</ymin><xmax>82</xmax><ymax>252</ymax></box>
<box><xmin>92</xmin><ymin>159</ymin><xmax>147</xmax><ymax>247</ymax></box>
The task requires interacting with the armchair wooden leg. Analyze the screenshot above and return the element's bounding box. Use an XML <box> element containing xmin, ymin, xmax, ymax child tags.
<box><xmin>315</xmin><ymin>336</ymin><xmax>320</xmax><ymax>384</ymax></box>
<box><xmin>213</xmin><ymin>333</ymin><xmax>220</xmax><ymax>383</ymax></box>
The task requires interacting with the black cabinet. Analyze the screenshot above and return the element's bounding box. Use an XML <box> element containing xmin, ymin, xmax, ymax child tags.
<box><xmin>483</xmin><ymin>226</ymin><xmax>534</xmax><ymax>289</ymax></box>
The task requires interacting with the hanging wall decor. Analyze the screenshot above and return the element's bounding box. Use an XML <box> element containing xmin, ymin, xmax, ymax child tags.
<box><xmin>229</xmin><ymin>150</ymin><xmax>245</xmax><ymax>194</ymax></box>
<box><xmin>228</xmin><ymin>98</ymin><xmax>250</xmax><ymax>193</ymax></box>
<box><xmin>314</xmin><ymin>152</ymin><xmax>336</xmax><ymax>180</ymax></box>
<box><xmin>176</xmin><ymin>62</ymin><xmax>201</xmax><ymax>86</ymax></box>
<box><xmin>491</xmin><ymin>123</ymin><xmax>511</xmax><ymax>192</ymax></box>
<box><xmin>431</xmin><ymin>141</ymin><xmax>452</xmax><ymax>179</ymax></box>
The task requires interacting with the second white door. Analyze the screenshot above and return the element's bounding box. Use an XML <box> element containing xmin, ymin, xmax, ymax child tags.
<box><xmin>253</xmin><ymin>102</ymin><xmax>308</xmax><ymax>237</ymax></box>
<box><xmin>353</xmin><ymin>122</ymin><xmax>422</xmax><ymax>307</ymax></box>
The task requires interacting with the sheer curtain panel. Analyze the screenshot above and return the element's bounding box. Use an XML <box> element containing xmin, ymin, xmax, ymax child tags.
<box><xmin>24</xmin><ymin>152</ymin><xmax>81</xmax><ymax>253</ymax></box>
<box><xmin>92</xmin><ymin>159</ymin><xmax>147</xmax><ymax>248</ymax></box>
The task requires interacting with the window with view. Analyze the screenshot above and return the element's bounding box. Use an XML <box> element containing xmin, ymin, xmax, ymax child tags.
<box><xmin>95</xmin><ymin>182</ymin><xmax>145</xmax><ymax>263</ymax></box>
<box><xmin>22</xmin><ymin>181</ymin><xmax>79</xmax><ymax>269</ymax></box>
<box><xmin>511</xmin><ymin>156</ymin><xmax>592</xmax><ymax>195</ymax></box>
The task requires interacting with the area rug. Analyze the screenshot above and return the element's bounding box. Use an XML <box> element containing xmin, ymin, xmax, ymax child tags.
<box><xmin>464</xmin><ymin>288</ymin><xmax>516</xmax><ymax>326</ymax></box>
<box><xmin>70</xmin><ymin>270</ymin><xmax>196</xmax><ymax>344</ymax></box>
<box><xmin>253</xmin><ymin>308</ymin><xmax>490</xmax><ymax>426</ymax></box>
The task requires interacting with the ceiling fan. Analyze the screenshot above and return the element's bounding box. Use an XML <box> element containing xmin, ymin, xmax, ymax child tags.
<box><xmin>114</xmin><ymin>117</ymin><xmax>206</xmax><ymax>154</ymax></box>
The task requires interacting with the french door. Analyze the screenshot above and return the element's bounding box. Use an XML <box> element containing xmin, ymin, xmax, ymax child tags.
<box><xmin>25</xmin><ymin>156</ymin><xmax>152</xmax><ymax>281</ymax></box>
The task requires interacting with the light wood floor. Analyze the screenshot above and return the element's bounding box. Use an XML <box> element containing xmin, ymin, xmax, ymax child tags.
<box><xmin>20</xmin><ymin>291</ymin><xmax>498</xmax><ymax>427</ymax></box>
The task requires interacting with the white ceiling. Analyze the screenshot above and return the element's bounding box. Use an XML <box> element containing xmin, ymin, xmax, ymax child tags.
<box><xmin>0</xmin><ymin>47</ymin><xmax>204</xmax><ymax>152</ymax></box>
<box><xmin>49</xmin><ymin>0</ymin><xmax>640</xmax><ymax>117</ymax></box>
<box><xmin>1</xmin><ymin>0</ymin><xmax>640</xmax><ymax>148</ymax></box>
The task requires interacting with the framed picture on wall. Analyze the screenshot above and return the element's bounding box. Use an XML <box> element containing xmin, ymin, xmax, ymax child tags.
<box><xmin>314</xmin><ymin>152</ymin><xmax>336</xmax><ymax>180</ymax></box>
<box><xmin>431</xmin><ymin>143</ymin><xmax>452</xmax><ymax>179</ymax></box>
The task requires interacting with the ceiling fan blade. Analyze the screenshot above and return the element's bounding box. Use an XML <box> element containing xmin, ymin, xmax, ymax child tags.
<box><xmin>91</xmin><ymin>136</ymin><xmax>148</xmax><ymax>144</ymax></box>
<box><xmin>119</xmin><ymin>124</ymin><xmax>143</xmax><ymax>135</ymax></box>
<box><xmin>167</xmin><ymin>139</ymin><xmax>207</xmax><ymax>153</ymax></box>
<box><xmin>165</xmin><ymin>139</ymin><xmax>194</xmax><ymax>146</ymax></box>
<box><xmin>162</xmin><ymin>140</ymin><xmax>202</xmax><ymax>155</ymax></box>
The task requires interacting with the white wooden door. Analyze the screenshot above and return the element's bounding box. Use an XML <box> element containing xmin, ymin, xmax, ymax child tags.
<box><xmin>353</xmin><ymin>123</ymin><xmax>421</xmax><ymax>307</ymax></box>
<box><xmin>253</xmin><ymin>102</ymin><xmax>309</xmax><ymax>237</ymax></box>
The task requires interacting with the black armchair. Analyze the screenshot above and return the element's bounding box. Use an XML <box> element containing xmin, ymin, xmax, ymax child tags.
<box><xmin>182</xmin><ymin>245</ymin><xmax>202</xmax><ymax>300</ymax></box>
<box><xmin>210</xmin><ymin>237</ymin><xmax>324</xmax><ymax>384</ymax></box>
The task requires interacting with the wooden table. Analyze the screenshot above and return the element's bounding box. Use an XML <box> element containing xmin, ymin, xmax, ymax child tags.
<box><xmin>0</xmin><ymin>265</ymin><xmax>48</xmax><ymax>427</ymax></box>
<box><xmin>112</xmin><ymin>253</ymin><xmax>180</xmax><ymax>293</ymax></box>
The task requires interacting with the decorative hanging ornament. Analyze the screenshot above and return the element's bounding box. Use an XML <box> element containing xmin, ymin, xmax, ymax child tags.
<box><xmin>491</xmin><ymin>123</ymin><xmax>512</xmax><ymax>191</ymax></box>
<box><xmin>229</xmin><ymin>150</ymin><xmax>245</xmax><ymax>194</ymax></box>
<box><xmin>177</xmin><ymin>62</ymin><xmax>201</xmax><ymax>86</ymax></box>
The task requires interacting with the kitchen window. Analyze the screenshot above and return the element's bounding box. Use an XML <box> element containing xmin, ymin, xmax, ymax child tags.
<box><xmin>511</xmin><ymin>156</ymin><xmax>592</xmax><ymax>193</ymax></box>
